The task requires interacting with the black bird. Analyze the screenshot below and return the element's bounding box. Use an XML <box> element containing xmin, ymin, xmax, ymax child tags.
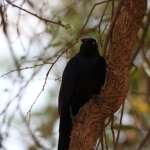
<box><xmin>58</xmin><ymin>38</ymin><xmax>106</xmax><ymax>150</ymax></box>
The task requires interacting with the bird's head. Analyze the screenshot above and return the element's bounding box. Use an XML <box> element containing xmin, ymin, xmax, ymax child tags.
<box><xmin>79</xmin><ymin>38</ymin><xmax>99</xmax><ymax>56</ymax></box>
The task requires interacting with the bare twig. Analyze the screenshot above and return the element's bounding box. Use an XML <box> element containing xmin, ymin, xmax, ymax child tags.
<box><xmin>98</xmin><ymin>0</ymin><xmax>110</xmax><ymax>48</ymax></box>
<box><xmin>111</xmin><ymin>115</ymin><xmax>115</xmax><ymax>147</ymax></box>
<box><xmin>138</xmin><ymin>127</ymin><xmax>150</xmax><ymax>150</ymax></box>
<box><xmin>20</xmin><ymin>109</ymin><xmax>50</xmax><ymax>150</ymax></box>
<box><xmin>102</xmin><ymin>0</ymin><xmax>125</xmax><ymax>56</ymax></box>
<box><xmin>131</xmin><ymin>10</ymin><xmax>150</xmax><ymax>66</ymax></box>
<box><xmin>25</xmin><ymin>41</ymin><xmax>78</xmax><ymax>121</ymax></box>
<box><xmin>111</xmin><ymin>0</ymin><xmax>115</xmax><ymax>19</ymax></box>
<box><xmin>5</xmin><ymin>0</ymin><xmax>67</xmax><ymax>28</ymax></box>
<box><xmin>76</xmin><ymin>0</ymin><xmax>114</xmax><ymax>40</ymax></box>
<box><xmin>24</xmin><ymin>0</ymin><xmax>115</xmax><ymax>119</ymax></box>
<box><xmin>134</xmin><ymin>36</ymin><xmax>150</xmax><ymax>67</ymax></box>
<box><xmin>104</xmin><ymin>129</ymin><xmax>109</xmax><ymax>150</ymax></box>
<box><xmin>96</xmin><ymin>121</ymin><xmax>105</xmax><ymax>150</ymax></box>
<box><xmin>16</xmin><ymin>0</ymin><xmax>26</xmax><ymax>51</ymax></box>
<box><xmin>100</xmin><ymin>134</ymin><xmax>104</xmax><ymax>150</ymax></box>
<box><xmin>114</xmin><ymin>102</ymin><xmax>125</xmax><ymax>150</ymax></box>
<box><xmin>141</xmin><ymin>43</ymin><xmax>150</xmax><ymax>67</ymax></box>
<box><xmin>0</xmin><ymin>63</ymin><xmax>52</xmax><ymax>77</ymax></box>
<box><xmin>136</xmin><ymin>36</ymin><xmax>150</xmax><ymax>66</ymax></box>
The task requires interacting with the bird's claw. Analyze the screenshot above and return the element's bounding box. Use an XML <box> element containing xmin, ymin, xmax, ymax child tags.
<box><xmin>70</xmin><ymin>106</ymin><xmax>83</xmax><ymax>125</ymax></box>
<box><xmin>70</xmin><ymin>115</ymin><xmax>83</xmax><ymax>125</ymax></box>
<box><xmin>92</xmin><ymin>95</ymin><xmax>104</xmax><ymax>107</ymax></box>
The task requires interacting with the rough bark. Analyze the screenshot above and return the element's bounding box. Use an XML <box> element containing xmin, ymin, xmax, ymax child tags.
<box><xmin>69</xmin><ymin>0</ymin><xmax>147</xmax><ymax>149</ymax></box>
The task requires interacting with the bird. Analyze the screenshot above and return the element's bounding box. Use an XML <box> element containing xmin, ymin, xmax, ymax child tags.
<box><xmin>58</xmin><ymin>38</ymin><xmax>106</xmax><ymax>150</ymax></box>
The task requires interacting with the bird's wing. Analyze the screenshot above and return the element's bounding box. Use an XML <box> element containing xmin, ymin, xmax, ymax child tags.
<box><xmin>58</xmin><ymin>58</ymin><xmax>78</xmax><ymax>120</ymax></box>
<box><xmin>99</xmin><ymin>56</ymin><xmax>106</xmax><ymax>86</ymax></box>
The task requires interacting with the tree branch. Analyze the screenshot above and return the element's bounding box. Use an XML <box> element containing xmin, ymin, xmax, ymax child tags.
<box><xmin>5</xmin><ymin>0</ymin><xmax>67</xmax><ymax>28</ymax></box>
<box><xmin>131</xmin><ymin>10</ymin><xmax>150</xmax><ymax>66</ymax></box>
<box><xmin>69</xmin><ymin>0</ymin><xmax>147</xmax><ymax>149</ymax></box>
<box><xmin>137</xmin><ymin>126</ymin><xmax>150</xmax><ymax>150</ymax></box>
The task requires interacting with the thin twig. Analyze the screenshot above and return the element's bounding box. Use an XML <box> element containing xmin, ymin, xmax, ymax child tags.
<box><xmin>102</xmin><ymin>0</ymin><xmax>125</xmax><ymax>56</ymax></box>
<box><xmin>24</xmin><ymin>41</ymin><xmax>78</xmax><ymax>121</ymax></box>
<box><xmin>131</xmin><ymin>10</ymin><xmax>150</xmax><ymax>66</ymax></box>
<box><xmin>5</xmin><ymin>0</ymin><xmax>67</xmax><ymax>28</ymax></box>
<box><xmin>111</xmin><ymin>0</ymin><xmax>114</xmax><ymax>19</ymax></box>
<box><xmin>16</xmin><ymin>0</ymin><xmax>26</xmax><ymax>51</ymax></box>
<box><xmin>137</xmin><ymin>127</ymin><xmax>150</xmax><ymax>150</ymax></box>
<box><xmin>111</xmin><ymin>115</ymin><xmax>116</xmax><ymax>147</ymax></box>
<box><xmin>100</xmin><ymin>133</ymin><xmax>104</xmax><ymax>150</ymax></box>
<box><xmin>105</xmin><ymin>118</ymin><xmax>112</xmax><ymax>127</ymax></box>
<box><xmin>0</xmin><ymin>63</ymin><xmax>52</xmax><ymax>77</ymax></box>
<box><xmin>104</xmin><ymin>129</ymin><xmax>109</xmax><ymax>150</ymax></box>
<box><xmin>76</xmin><ymin>0</ymin><xmax>114</xmax><ymax>40</ymax></box>
<box><xmin>141</xmin><ymin>43</ymin><xmax>150</xmax><ymax>67</ymax></box>
<box><xmin>24</xmin><ymin>0</ymin><xmax>114</xmax><ymax>119</ymax></box>
<box><xmin>114</xmin><ymin>102</ymin><xmax>125</xmax><ymax>150</ymax></box>
<box><xmin>96</xmin><ymin>119</ymin><xmax>106</xmax><ymax>150</ymax></box>
<box><xmin>20</xmin><ymin>109</ymin><xmax>50</xmax><ymax>150</ymax></box>
<box><xmin>98</xmin><ymin>0</ymin><xmax>111</xmax><ymax>47</ymax></box>
<box><xmin>130</xmin><ymin>64</ymin><xmax>138</xmax><ymax>76</ymax></box>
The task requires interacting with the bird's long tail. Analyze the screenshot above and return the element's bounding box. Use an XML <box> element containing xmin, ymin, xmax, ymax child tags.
<box><xmin>58</xmin><ymin>116</ymin><xmax>72</xmax><ymax>150</ymax></box>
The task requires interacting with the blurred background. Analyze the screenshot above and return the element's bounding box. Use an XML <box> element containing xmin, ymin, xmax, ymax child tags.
<box><xmin>0</xmin><ymin>0</ymin><xmax>150</xmax><ymax>150</ymax></box>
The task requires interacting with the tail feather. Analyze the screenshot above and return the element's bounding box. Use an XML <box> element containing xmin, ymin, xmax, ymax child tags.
<box><xmin>58</xmin><ymin>117</ymin><xmax>72</xmax><ymax>150</ymax></box>
<box><xmin>58</xmin><ymin>132</ymin><xmax>70</xmax><ymax>150</ymax></box>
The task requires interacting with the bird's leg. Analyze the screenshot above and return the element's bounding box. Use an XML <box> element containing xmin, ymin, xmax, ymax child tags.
<box><xmin>92</xmin><ymin>94</ymin><xmax>104</xmax><ymax>108</ymax></box>
<box><xmin>69</xmin><ymin>106</ymin><xmax>83</xmax><ymax>125</ymax></box>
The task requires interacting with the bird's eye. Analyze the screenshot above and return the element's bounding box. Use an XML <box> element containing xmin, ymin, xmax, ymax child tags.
<box><xmin>92</xmin><ymin>41</ymin><xmax>95</xmax><ymax>45</ymax></box>
<box><xmin>82</xmin><ymin>41</ymin><xmax>86</xmax><ymax>44</ymax></box>
<box><xmin>81</xmin><ymin>40</ymin><xmax>86</xmax><ymax>44</ymax></box>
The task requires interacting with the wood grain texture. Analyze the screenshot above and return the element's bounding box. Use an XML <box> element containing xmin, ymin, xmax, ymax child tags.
<box><xmin>69</xmin><ymin>0</ymin><xmax>147</xmax><ymax>149</ymax></box>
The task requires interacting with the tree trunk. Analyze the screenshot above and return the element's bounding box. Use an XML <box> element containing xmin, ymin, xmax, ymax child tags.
<box><xmin>69</xmin><ymin>0</ymin><xmax>147</xmax><ymax>149</ymax></box>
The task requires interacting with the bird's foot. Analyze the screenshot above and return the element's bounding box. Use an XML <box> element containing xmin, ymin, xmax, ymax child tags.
<box><xmin>70</xmin><ymin>106</ymin><xmax>83</xmax><ymax>125</ymax></box>
<box><xmin>92</xmin><ymin>94</ymin><xmax>104</xmax><ymax>107</ymax></box>
<box><xmin>70</xmin><ymin>115</ymin><xmax>83</xmax><ymax>125</ymax></box>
